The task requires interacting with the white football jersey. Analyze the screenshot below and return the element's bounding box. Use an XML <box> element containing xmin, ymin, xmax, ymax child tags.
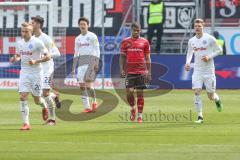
<box><xmin>16</xmin><ymin>36</ymin><xmax>47</xmax><ymax>74</ymax></box>
<box><xmin>186</xmin><ymin>33</ymin><xmax>222</xmax><ymax>74</ymax></box>
<box><xmin>74</xmin><ymin>31</ymin><xmax>100</xmax><ymax>58</ymax></box>
<box><xmin>35</xmin><ymin>32</ymin><xmax>60</xmax><ymax>72</ymax></box>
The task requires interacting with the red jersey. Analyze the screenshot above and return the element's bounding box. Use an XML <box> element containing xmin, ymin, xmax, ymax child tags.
<box><xmin>120</xmin><ymin>37</ymin><xmax>150</xmax><ymax>74</ymax></box>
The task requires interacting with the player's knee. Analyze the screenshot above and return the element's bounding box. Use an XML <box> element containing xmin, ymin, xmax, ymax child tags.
<box><xmin>80</xmin><ymin>86</ymin><xmax>85</xmax><ymax>91</ymax></box>
<box><xmin>136</xmin><ymin>91</ymin><xmax>143</xmax><ymax>98</ymax></box>
<box><xmin>20</xmin><ymin>95</ymin><xmax>27</xmax><ymax>101</ymax></box>
<box><xmin>34</xmin><ymin>100</ymin><xmax>40</xmax><ymax>105</ymax></box>
<box><xmin>42</xmin><ymin>90</ymin><xmax>50</xmax><ymax>97</ymax></box>
<box><xmin>127</xmin><ymin>88</ymin><xmax>134</xmax><ymax>94</ymax></box>
<box><xmin>85</xmin><ymin>86</ymin><xmax>92</xmax><ymax>90</ymax></box>
<box><xmin>194</xmin><ymin>90</ymin><xmax>201</xmax><ymax>96</ymax></box>
<box><xmin>208</xmin><ymin>93</ymin><xmax>214</xmax><ymax>100</ymax></box>
<box><xmin>32</xmin><ymin>96</ymin><xmax>41</xmax><ymax>105</ymax></box>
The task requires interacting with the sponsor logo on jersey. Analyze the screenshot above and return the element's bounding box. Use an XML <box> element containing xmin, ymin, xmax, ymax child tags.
<box><xmin>193</xmin><ymin>47</ymin><xmax>207</xmax><ymax>52</ymax></box>
<box><xmin>202</xmin><ymin>40</ymin><xmax>207</xmax><ymax>45</ymax></box>
<box><xmin>20</xmin><ymin>50</ymin><xmax>32</xmax><ymax>55</ymax></box>
<box><xmin>79</xmin><ymin>43</ymin><xmax>90</xmax><ymax>47</ymax></box>
<box><xmin>125</xmin><ymin>42</ymin><xmax>132</xmax><ymax>48</ymax></box>
<box><xmin>127</xmin><ymin>48</ymin><xmax>143</xmax><ymax>52</ymax></box>
<box><xmin>29</xmin><ymin>44</ymin><xmax>33</xmax><ymax>49</ymax></box>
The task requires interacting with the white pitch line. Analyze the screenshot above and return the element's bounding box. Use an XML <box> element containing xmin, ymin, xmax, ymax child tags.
<box><xmin>0</xmin><ymin>141</ymin><xmax>239</xmax><ymax>148</ymax></box>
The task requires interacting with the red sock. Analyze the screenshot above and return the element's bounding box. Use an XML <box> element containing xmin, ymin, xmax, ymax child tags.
<box><xmin>137</xmin><ymin>96</ymin><xmax>144</xmax><ymax>113</ymax></box>
<box><xmin>127</xmin><ymin>94</ymin><xmax>135</xmax><ymax>108</ymax></box>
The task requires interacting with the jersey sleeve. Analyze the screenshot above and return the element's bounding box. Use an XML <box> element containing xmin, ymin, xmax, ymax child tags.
<box><xmin>45</xmin><ymin>36</ymin><xmax>61</xmax><ymax>57</ymax></box>
<box><xmin>37</xmin><ymin>39</ymin><xmax>48</xmax><ymax>56</ymax></box>
<box><xmin>74</xmin><ymin>37</ymin><xmax>79</xmax><ymax>58</ymax></box>
<box><xmin>91</xmin><ymin>34</ymin><xmax>100</xmax><ymax>58</ymax></box>
<box><xmin>186</xmin><ymin>40</ymin><xmax>194</xmax><ymax>64</ymax></box>
<box><xmin>144</xmin><ymin>40</ymin><xmax>150</xmax><ymax>55</ymax></box>
<box><xmin>43</xmin><ymin>36</ymin><xmax>53</xmax><ymax>51</ymax></box>
<box><xmin>209</xmin><ymin>36</ymin><xmax>222</xmax><ymax>59</ymax></box>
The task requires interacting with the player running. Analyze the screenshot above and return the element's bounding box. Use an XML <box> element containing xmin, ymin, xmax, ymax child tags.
<box><xmin>31</xmin><ymin>16</ymin><xmax>61</xmax><ymax>125</ymax></box>
<box><xmin>10</xmin><ymin>22</ymin><xmax>50</xmax><ymax>130</ymax></box>
<box><xmin>185</xmin><ymin>18</ymin><xmax>223</xmax><ymax>124</ymax></box>
<box><xmin>120</xmin><ymin>23</ymin><xmax>151</xmax><ymax>123</ymax></box>
<box><xmin>72</xmin><ymin>17</ymin><xmax>100</xmax><ymax>113</ymax></box>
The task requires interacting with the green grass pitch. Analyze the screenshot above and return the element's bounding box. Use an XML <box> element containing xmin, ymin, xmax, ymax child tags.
<box><xmin>0</xmin><ymin>90</ymin><xmax>239</xmax><ymax>160</ymax></box>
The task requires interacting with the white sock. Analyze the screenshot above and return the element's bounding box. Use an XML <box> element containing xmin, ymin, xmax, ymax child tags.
<box><xmin>138</xmin><ymin>113</ymin><xmax>142</xmax><ymax>118</ymax></box>
<box><xmin>81</xmin><ymin>88</ymin><xmax>90</xmax><ymax>109</ymax></box>
<box><xmin>50</xmin><ymin>92</ymin><xmax>57</xmax><ymax>99</ymax></box>
<box><xmin>194</xmin><ymin>95</ymin><xmax>203</xmax><ymax>117</ymax></box>
<box><xmin>87</xmin><ymin>87</ymin><xmax>97</xmax><ymax>104</ymax></box>
<box><xmin>44</xmin><ymin>95</ymin><xmax>56</xmax><ymax>120</ymax></box>
<box><xmin>213</xmin><ymin>93</ymin><xmax>220</xmax><ymax>102</ymax></box>
<box><xmin>39</xmin><ymin>97</ymin><xmax>47</xmax><ymax>108</ymax></box>
<box><xmin>82</xmin><ymin>96</ymin><xmax>90</xmax><ymax>109</ymax></box>
<box><xmin>20</xmin><ymin>101</ymin><xmax>29</xmax><ymax>124</ymax></box>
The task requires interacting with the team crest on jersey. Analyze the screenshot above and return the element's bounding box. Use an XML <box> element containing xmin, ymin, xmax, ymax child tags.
<box><xmin>29</xmin><ymin>44</ymin><xmax>33</xmax><ymax>49</ymax></box>
<box><xmin>125</xmin><ymin>42</ymin><xmax>132</xmax><ymax>48</ymax></box>
<box><xmin>202</xmin><ymin>40</ymin><xmax>207</xmax><ymax>45</ymax></box>
<box><xmin>86</xmin><ymin>37</ymin><xmax>90</xmax><ymax>41</ymax></box>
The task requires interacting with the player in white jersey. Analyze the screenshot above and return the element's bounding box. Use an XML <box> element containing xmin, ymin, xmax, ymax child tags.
<box><xmin>31</xmin><ymin>16</ymin><xmax>61</xmax><ymax>125</ymax></box>
<box><xmin>10</xmin><ymin>22</ymin><xmax>51</xmax><ymax>130</ymax></box>
<box><xmin>185</xmin><ymin>19</ymin><xmax>223</xmax><ymax>124</ymax></box>
<box><xmin>72</xmin><ymin>17</ymin><xmax>100</xmax><ymax>113</ymax></box>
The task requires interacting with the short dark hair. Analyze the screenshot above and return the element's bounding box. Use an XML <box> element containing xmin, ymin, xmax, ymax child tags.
<box><xmin>31</xmin><ymin>15</ymin><xmax>44</xmax><ymax>28</ymax></box>
<box><xmin>78</xmin><ymin>17</ymin><xmax>89</xmax><ymax>25</ymax></box>
<box><xmin>131</xmin><ymin>22</ymin><xmax>141</xmax><ymax>29</ymax></box>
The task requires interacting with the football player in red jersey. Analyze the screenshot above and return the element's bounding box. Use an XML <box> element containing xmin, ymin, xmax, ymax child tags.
<box><xmin>120</xmin><ymin>23</ymin><xmax>151</xmax><ymax>123</ymax></box>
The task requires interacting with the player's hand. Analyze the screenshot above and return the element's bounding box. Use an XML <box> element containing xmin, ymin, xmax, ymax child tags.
<box><xmin>185</xmin><ymin>64</ymin><xmax>190</xmax><ymax>71</ymax></box>
<box><xmin>71</xmin><ymin>70</ymin><xmax>75</xmax><ymax>77</ymax></box>
<box><xmin>145</xmin><ymin>74</ymin><xmax>152</xmax><ymax>84</ymax></box>
<box><xmin>29</xmin><ymin>60</ymin><xmax>37</xmax><ymax>65</ymax></box>
<box><xmin>120</xmin><ymin>70</ymin><xmax>126</xmax><ymax>78</ymax></box>
<box><xmin>201</xmin><ymin>56</ymin><xmax>209</xmax><ymax>62</ymax></box>
<box><xmin>94</xmin><ymin>65</ymin><xmax>99</xmax><ymax>72</ymax></box>
<box><xmin>9</xmin><ymin>57</ymin><xmax>16</xmax><ymax>63</ymax></box>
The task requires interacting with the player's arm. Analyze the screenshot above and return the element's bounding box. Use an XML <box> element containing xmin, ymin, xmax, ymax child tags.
<box><xmin>145</xmin><ymin>41</ymin><xmax>151</xmax><ymax>83</ymax></box>
<box><xmin>72</xmin><ymin>38</ymin><xmax>79</xmax><ymax>76</ymax></box>
<box><xmin>92</xmin><ymin>35</ymin><xmax>100</xmax><ymax>72</ymax></box>
<box><xmin>145</xmin><ymin>53</ymin><xmax>151</xmax><ymax>83</ymax></box>
<box><xmin>50</xmin><ymin>45</ymin><xmax>61</xmax><ymax>58</ymax></box>
<box><xmin>202</xmin><ymin>37</ymin><xmax>222</xmax><ymax>62</ymax></box>
<box><xmin>10</xmin><ymin>43</ymin><xmax>21</xmax><ymax>63</ymax></box>
<box><xmin>120</xmin><ymin>53</ymin><xmax>126</xmax><ymax>78</ymax></box>
<box><xmin>10</xmin><ymin>54</ymin><xmax>21</xmax><ymax>63</ymax></box>
<box><xmin>47</xmin><ymin>37</ymin><xmax>61</xmax><ymax>58</ymax></box>
<box><xmin>210</xmin><ymin>38</ymin><xmax>222</xmax><ymax>58</ymax></box>
<box><xmin>29</xmin><ymin>41</ymin><xmax>51</xmax><ymax>65</ymax></box>
<box><xmin>120</xmin><ymin>40</ymin><xmax>127</xmax><ymax>78</ymax></box>
<box><xmin>185</xmin><ymin>41</ymin><xmax>193</xmax><ymax>71</ymax></box>
<box><xmin>29</xmin><ymin>51</ymin><xmax>50</xmax><ymax>65</ymax></box>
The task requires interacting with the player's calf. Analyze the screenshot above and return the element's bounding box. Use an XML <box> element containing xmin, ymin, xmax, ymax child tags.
<box><xmin>34</xmin><ymin>96</ymin><xmax>48</xmax><ymax>121</ymax></box>
<box><xmin>127</xmin><ymin>91</ymin><xmax>136</xmax><ymax>121</ymax></box>
<box><xmin>43</xmin><ymin>92</ymin><xmax>56</xmax><ymax>123</ymax></box>
<box><xmin>208</xmin><ymin>92</ymin><xmax>223</xmax><ymax>112</ymax></box>
<box><xmin>137</xmin><ymin>95</ymin><xmax>144</xmax><ymax>123</ymax></box>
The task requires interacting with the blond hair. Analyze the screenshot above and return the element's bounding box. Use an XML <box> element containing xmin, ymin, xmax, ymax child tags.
<box><xmin>194</xmin><ymin>18</ymin><xmax>205</xmax><ymax>25</ymax></box>
<box><xmin>21</xmin><ymin>22</ymin><xmax>33</xmax><ymax>30</ymax></box>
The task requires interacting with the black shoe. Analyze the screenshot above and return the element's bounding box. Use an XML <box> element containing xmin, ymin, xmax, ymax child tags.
<box><xmin>54</xmin><ymin>96</ymin><xmax>61</xmax><ymax>109</ymax></box>
<box><xmin>194</xmin><ymin>116</ymin><xmax>203</xmax><ymax>123</ymax></box>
